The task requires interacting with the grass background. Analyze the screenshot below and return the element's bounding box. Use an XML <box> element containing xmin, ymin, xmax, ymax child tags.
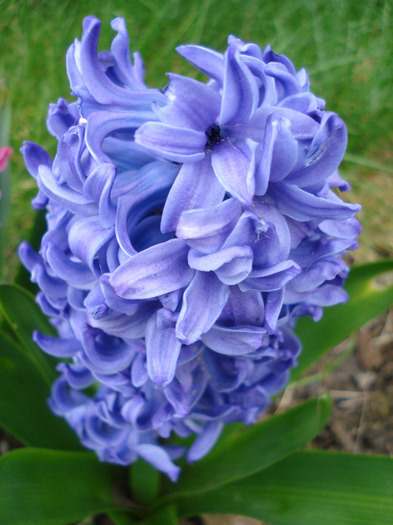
<box><xmin>0</xmin><ymin>0</ymin><xmax>392</xmax><ymax>278</ymax></box>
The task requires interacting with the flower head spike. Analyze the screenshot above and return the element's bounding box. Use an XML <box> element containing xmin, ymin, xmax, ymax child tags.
<box><xmin>20</xmin><ymin>17</ymin><xmax>360</xmax><ymax>481</ymax></box>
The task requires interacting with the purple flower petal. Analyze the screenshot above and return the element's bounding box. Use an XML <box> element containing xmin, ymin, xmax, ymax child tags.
<box><xmin>187</xmin><ymin>420</ymin><xmax>224</xmax><ymax>463</ymax></box>
<box><xmin>202</xmin><ymin>324</ymin><xmax>266</xmax><ymax>356</ymax></box>
<box><xmin>319</xmin><ymin>217</ymin><xmax>361</xmax><ymax>240</ymax></box>
<box><xmin>264</xmin><ymin>289</ymin><xmax>284</xmax><ymax>332</ymax></box>
<box><xmin>81</xmin><ymin>327</ymin><xmax>134</xmax><ymax>375</ymax></box>
<box><xmin>110</xmin><ymin>18</ymin><xmax>147</xmax><ymax>89</ymax></box>
<box><xmin>155</xmin><ymin>73</ymin><xmax>221</xmax><ymax>131</ymax></box>
<box><xmin>176</xmin><ymin>271</ymin><xmax>229</xmax><ymax>345</ymax></box>
<box><xmin>37</xmin><ymin>165</ymin><xmax>97</xmax><ymax>216</ymax></box>
<box><xmin>285</xmin><ymin>284</ymin><xmax>348</xmax><ymax>307</ymax></box>
<box><xmin>46</xmin><ymin>98</ymin><xmax>78</xmax><ymax>139</ymax></box>
<box><xmin>161</xmin><ymin>157</ymin><xmax>226</xmax><ymax>234</ymax></box>
<box><xmin>145</xmin><ymin>311</ymin><xmax>182</xmax><ymax>387</ymax></box>
<box><xmin>176</xmin><ymin>44</ymin><xmax>224</xmax><ymax>83</ymax></box>
<box><xmin>288</xmin><ymin>257</ymin><xmax>347</xmax><ymax>292</ymax></box>
<box><xmin>249</xmin><ymin>107</ymin><xmax>319</xmax><ymax>142</ymax></box>
<box><xmin>285</xmin><ymin>112</ymin><xmax>348</xmax><ymax>188</ymax></box>
<box><xmin>76</xmin><ymin>16</ymin><xmax>161</xmax><ymax>107</ymax></box>
<box><xmin>212</xmin><ymin>139</ymin><xmax>256</xmax><ymax>205</ymax></box>
<box><xmin>188</xmin><ymin>245</ymin><xmax>253</xmax><ymax>276</ymax></box>
<box><xmin>175</xmin><ymin>197</ymin><xmax>242</xmax><ymax>253</ymax></box>
<box><xmin>132</xmin><ymin>444</ymin><xmax>181</xmax><ymax>482</ymax></box>
<box><xmin>21</xmin><ymin>142</ymin><xmax>52</xmax><ymax>179</ymax></box>
<box><xmin>219</xmin><ymin>42</ymin><xmax>258</xmax><ymax>126</ymax></box>
<box><xmin>255</xmin><ymin>114</ymin><xmax>298</xmax><ymax>195</ymax></box>
<box><xmin>85</xmin><ymin>110</ymin><xmax>154</xmax><ymax>163</ymax></box>
<box><xmin>68</xmin><ymin>217</ymin><xmax>114</xmax><ymax>272</ymax></box>
<box><xmin>164</xmin><ymin>378</ymin><xmax>191</xmax><ymax>417</ymax></box>
<box><xmin>270</xmin><ymin>183</ymin><xmax>360</xmax><ymax>222</ymax></box>
<box><xmin>44</xmin><ymin>242</ymin><xmax>96</xmax><ymax>290</ymax></box>
<box><xmin>240</xmin><ymin>260</ymin><xmax>301</xmax><ymax>292</ymax></box>
<box><xmin>33</xmin><ymin>331</ymin><xmax>81</xmax><ymax>357</ymax></box>
<box><xmin>135</xmin><ymin>122</ymin><xmax>206</xmax><ymax>163</ymax></box>
<box><xmin>83</xmin><ymin>163</ymin><xmax>116</xmax><ymax>228</ymax></box>
<box><xmin>220</xmin><ymin>287</ymin><xmax>265</xmax><ymax>327</ymax></box>
<box><xmin>110</xmin><ymin>238</ymin><xmax>194</xmax><ymax>300</ymax></box>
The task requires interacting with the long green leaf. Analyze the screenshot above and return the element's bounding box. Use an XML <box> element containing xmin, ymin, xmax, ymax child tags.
<box><xmin>294</xmin><ymin>260</ymin><xmax>393</xmax><ymax>379</ymax></box>
<box><xmin>0</xmin><ymin>102</ymin><xmax>12</xmax><ymax>279</ymax></box>
<box><xmin>106</xmin><ymin>510</ymin><xmax>141</xmax><ymax>525</ymax></box>
<box><xmin>0</xmin><ymin>283</ymin><xmax>57</xmax><ymax>384</ymax></box>
<box><xmin>0</xmin><ymin>449</ymin><xmax>128</xmax><ymax>525</ymax></box>
<box><xmin>0</xmin><ymin>330</ymin><xmax>81</xmax><ymax>450</ymax></box>
<box><xmin>130</xmin><ymin>459</ymin><xmax>160</xmax><ymax>505</ymax></box>
<box><xmin>145</xmin><ymin>505</ymin><xmax>178</xmax><ymax>525</ymax></box>
<box><xmin>176</xmin><ymin>450</ymin><xmax>393</xmax><ymax>525</ymax></box>
<box><xmin>158</xmin><ymin>395</ymin><xmax>331</xmax><ymax>503</ymax></box>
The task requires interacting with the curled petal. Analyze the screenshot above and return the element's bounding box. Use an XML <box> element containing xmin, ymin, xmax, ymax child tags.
<box><xmin>161</xmin><ymin>157</ymin><xmax>225</xmax><ymax>234</ymax></box>
<box><xmin>33</xmin><ymin>331</ymin><xmax>81</xmax><ymax>357</ymax></box>
<box><xmin>202</xmin><ymin>324</ymin><xmax>266</xmax><ymax>356</ymax></box>
<box><xmin>285</xmin><ymin>284</ymin><xmax>348</xmax><ymax>307</ymax></box>
<box><xmin>187</xmin><ymin>420</ymin><xmax>224</xmax><ymax>463</ymax></box>
<box><xmin>285</xmin><ymin>112</ymin><xmax>348</xmax><ymax>188</ymax></box>
<box><xmin>145</xmin><ymin>311</ymin><xmax>182</xmax><ymax>387</ymax></box>
<box><xmin>132</xmin><ymin>444</ymin><xmax>181</xmax><ymax>482</ymax></box>
<box><xmin>240</xmin><ymin>260</ymin><xmax>301</xmax><ymax>292</ymax></box>
<box><xmin>176</xmin><ymin>197</ymin><xmax>241</xmax><ymax>253</ymax></box>
<box><xmin>188</xmin><ymin>245</ymin><xmax>253</xmax><ymax>275</ymax></box>
<box><xmin>45</xmin><ymin>242</ymin><xmax>97</xmax><ymax>290</ymax></box>
<box><xmin>135</xmin><ymin>122</ymin><xmax>206</xmax><ymax>163</ymax></box>
<box><xmin>68</xmin><ymin>216</ymin><xmax>114</xmax><ymax>272</ymax></box>
<box><xmin>176</xmin><ymin>271</ymin><xmax>229</xmax><ymax>345</ymax></box>
<box><xmin>81</xmin><ymin>327</ymin><xmax>134</xmax><ymax>374</ymax></box>
<box><xmin>219</xmin><ymin>42</ymin><xmax>259</xmax><ymax>125</ymax></box>
<box><xmin>156</xmin><ymin>73</ymin><xmax>221</xmax><ymax>131</ymax></box>
<box><xmin>270</xmin><ymin>183</ymin><xmax>360</xmax><ymax>222</ymax></box>
<box><xmin>21</xmin><ymin>142</ymin><xmax>52</xmax><ymax>179</ymax></box>
<box><xmin>212</xmin><ymin>139</ymin><xmax>256</xmax><ymax>205</ymax></box>
<box><xmin>37</xmin><ymin>165</ymin><xmax>97</xmax><ymax>216</ymax></box>
<box><xmin>110</xmin><ymin>239</ymin><xmax>194</xmax><ymax>300</ymax></box>
<box><xmin>176</xmin><ymin>44</ymin><xmax>224</xmax><ymax>83</ymax></box>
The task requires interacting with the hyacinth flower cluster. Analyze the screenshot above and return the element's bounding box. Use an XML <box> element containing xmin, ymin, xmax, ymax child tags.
<box><xmin>19</xmin><ymin>16</ymin><xmax>360</xmax><ymax>481</ymax></box>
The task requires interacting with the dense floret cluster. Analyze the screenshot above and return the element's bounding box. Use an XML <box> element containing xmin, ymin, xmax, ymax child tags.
<box><xmin>20</xmin><ymin>16</ymin><xmax>360</xmax><ymax>481</ymax></box>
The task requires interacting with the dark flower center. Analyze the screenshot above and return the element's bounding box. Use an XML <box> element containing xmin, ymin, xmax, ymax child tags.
<box><xmin>205</xmin><ymin>123</ymin><xmax>222</xmax><ymax>149</ymax></box>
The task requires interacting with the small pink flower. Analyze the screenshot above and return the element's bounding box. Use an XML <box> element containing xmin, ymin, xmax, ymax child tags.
<box><xmin>0</xmin><ymin>146</ymin><xmax>12</xmax><ymax>172</ymax></box>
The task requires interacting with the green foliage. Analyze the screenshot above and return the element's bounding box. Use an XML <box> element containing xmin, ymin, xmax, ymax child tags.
<box><xmin>174</xmin><ymin>450</ymin><xmax>393</xmax><ymax>525</ymax></box>
<box><xmin>157</xmin><ymin>396</ymin><xmax>331</xmax><ymax>503</ymax></box>
<box><xmin>0</xmin><ymin>449</ymin><xmax>127</xmax><ymax>525</ymax></box>
<box><xmin>0</xmin><ymin>331</ymin><xmax>80</xmax><ymax>450</ymax></box>
<box><xmin>0</xmin><ymin>283</ymin><xmax>58</xmax><ymax>383</ymax></box>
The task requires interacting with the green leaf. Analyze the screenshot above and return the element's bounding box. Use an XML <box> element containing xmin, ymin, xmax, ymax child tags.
<box><xmin>106</xmin><ymin>510</ymin><xmax>141</xmax><ymax>525</ymax></box>
<box><xmin>294</xmin><ymin>260</ymin><xmax>393</xmax><ymax>379</ymax></box>
<box><xmin>158</xmin><ymin>395</ymin><xmax>331</xmax><ymax>504</ymax></box>
<box><xmin>0</xmin><ymin>103</ymin><xmax>12</xmax><ymax>279</ymax></box>
<box><xmin>145</xmin><ymin>505</ymin><xmax>178</xmax><ymax>525</ymax></box>
<box><xmin>176</xmin><ymin>450</ymin><xmax>393</xmax><ymax>525</ymax></box>
<box><xmin>130</xmin><ymin>459</ymin><xmax>160</xmax><ymax>505</ymax></box>
<box><xmin>0</xmin><ymin>283</ymin><xmax>58</xmax><ymax>384</ymax></box>
<box><xmin>0</xmin><ymin>448</ymin><xmax>128</xmax><ymax>525</ymax></box>
<box><xmin>0</xmin><ymin>330</ymin><xmax>81</xmax><ymax>450</ymax></box>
